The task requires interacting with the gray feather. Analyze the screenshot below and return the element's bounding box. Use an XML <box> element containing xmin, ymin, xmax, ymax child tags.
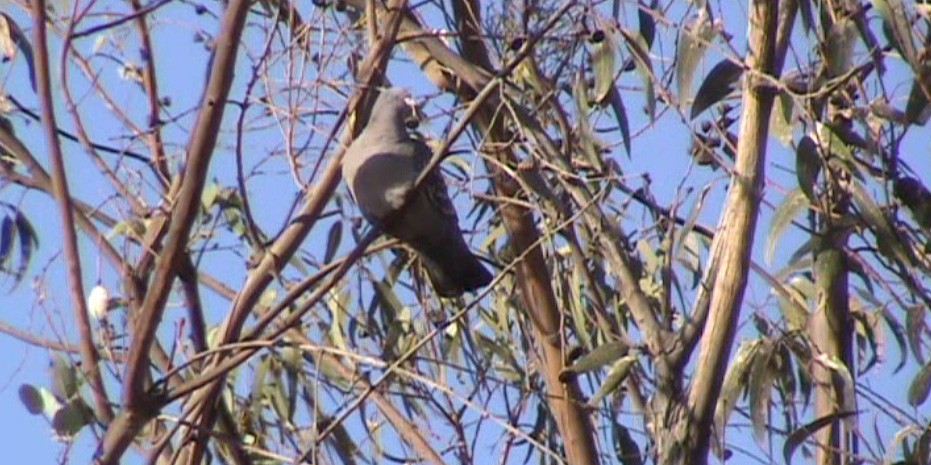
<box><xmin>342</xmin><ymin>88</ymin><xmax>492</xmax><ymax>297</ymax></box>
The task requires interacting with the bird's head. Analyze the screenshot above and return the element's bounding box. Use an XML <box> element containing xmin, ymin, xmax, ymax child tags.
<box><xmin>371</xmin><ymin>87</ymin><xmax>423</xmax><ymax>130</ymax></box>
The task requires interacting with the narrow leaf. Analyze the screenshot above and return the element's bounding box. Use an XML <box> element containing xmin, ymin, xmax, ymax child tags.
<box><xmin>690</xmin><ymin>59</ymin><xmax>743</xmax><ymax>120</ymax></box>
<box><xmin>872</xmin><ymin>0</ymin><xmax>916</xmax><ymax>65</ymax></box>
<box><xmin>590</xmin><ymin>31</ymin><xmax>617</xmax><ymax>104</ymax></box>
<box><xmin>770</xmin><ymin>92</ymin><xmax>794</xmax><ymax>146</ymax></box>
<box><xmin>907</xmin><ymin>362</ymin><xmax>931</xmax><ymax>407</ymax></box>
<box><xmin>796</xmin><ymin>136</ymin><xmax>821</xmax><ymax>202</ymax></box>
<box><xmin>324</xmin><ymin>221</ymin><xmax>342</xmax><ymax>263</ymax></box>
<box><xmin>904</xmin><ymin>75</ymin><xmax>931</xmax><ymax>125</ymax></box>
<box><xmin>749</xmin><ymin>342</ymin><xmax>776</xmax><ymax>445</ymax></box>
<box><xmin>676</xmin><ymin>9</ymin><xmax>714</xmax><ymax>105</ymax></box>
<box><xmin>715</xmin><ymin>339</ymin><xmax>762</xmax><ymax>436</ymax></box>
<box><xmin>607</xmin><ymin>85</ymin><xmax>631</xmax><ymax>156</ymax></box>
<box><xmin>784</xmin><ymin>411</ymin><xmax>859</xmax><ymax>465</ymax></box>
<box><xmin>850</xmin><ymin>180</ymin><xmax>911</xmax><ymax>264</ymax></box>
<box><xmin>766</xmin><ymin>189</ymin><xmax>809</xmax><ymax>264</ymax></box>
<box><xmin>638</xmin><ymin>0</ymin><xmax>657</xmax><ymax>49</ymax></box>
<box><xmin>587</xmin><ymin>354</ymin><xmax>636</xmax><ymax>407</ymax></box>
<box><xmin>0</xmin><ymin>216</ymin><xmax>14</xmax><ymax>268</ymax></box>
<box><xmin>618</xmin><ymin>28</ymin><xmax>656</xmax><ymax>120</ymax></box>
<box><xmin>561</xmin><ymin>341</ymin><xmax>629</xmax><ymax>377</ymax></box>
<box><xmin>614</xmin><ymin>421</ymin><xmax>644</xmax><ymax>465</ymax></box>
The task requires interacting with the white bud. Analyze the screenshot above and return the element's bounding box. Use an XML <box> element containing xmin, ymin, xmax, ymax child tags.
<box><xmin>87</xmin><ymin>285</ymin><xmax>110</xmax><ymax>320</ymax></box>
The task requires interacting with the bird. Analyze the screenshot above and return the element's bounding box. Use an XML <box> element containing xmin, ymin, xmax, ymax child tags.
<box><xmin>341</xmin><ymin>87</ymin><xmax>493</xmax><ymax>297</ymax></box>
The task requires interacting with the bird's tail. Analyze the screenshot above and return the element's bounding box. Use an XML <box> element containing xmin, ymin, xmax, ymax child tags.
<box><xmin>417</xmin><ymin>239</ymin><xmax>493</xmax><ymax>298</ymax></box>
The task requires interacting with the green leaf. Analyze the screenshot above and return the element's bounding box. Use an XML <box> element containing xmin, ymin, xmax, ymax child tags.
<box><xmin>906</xmin><ymin>305</ymin><xmax>927</xmax><ymax>365</ymax></box>
<box><xmin>561</xmin><ymin>341</ymin><xmax>629</xmax><ymax>378</ymax></box>
<box><xmin>795</xmin><ymin>136</ymin><xmax>821</xmax><ymax>202</ymax></box>
<box><xmin>587</xmin><ymin>354</ymin><xmax>636</xmax><ymax>407</ymax></box>
<box><xmin>49</xmin><ymin>354</ymin><xmax>79</xmax><ymax>401</ymax></box>
<box><xmin>51</xmin><ymin>398</ymin><xmax>94</xmax><ymax>437</ymax></box>
<box><xmin>201</xmin><ymin>182</ymin><xmax>221</xmax><ymax>209</ymax></box>
<box><xmin>907</xmin><ymin>362</ymin><xmax>931</xmax><ymax>407</ymax></box>
<box><xmin>618</xmin><ymin>28</ymin><xmax>656</xmax><ymax>120</ymax></box>
<box><xmin>715</xmin><ymin>339</ymin><xmax>761</xmax><ymax>437</ymax></box>
<box><xmin>749</xmin><ymin>341</ymin><xmax>776</xmax><ymax>445</ymax></box>
<box><xmin>766</xmin><ymin>189</ymin><xmax>808</xmax><ymax>265</ymax></box>
<box><xmin>590</xmin><ymin>31</ymin><xmax>617</xmax><ymax>104</ymax></box>
<box><xmin>824</xmin><ymin>17</ymin><xmax>857</xmax><ymax>78</ymax></box>
<box><xmin>250</xmin><ymin>356</ymin><xmax>270</xmax><ymax>424</ymax></box>
<box><xmin>690</xmin><ymin>59</ymin><xmax>743</xmax><ymax>120</ymax></box>
<box><xmin>871</xmin><ymin>0</ymin><xmax>916</xmax><ymax>65</ymax></box>
<box><xmin>770</xmin><ymin>92</ymin><xmax>794</xmax><ymax>147</ymax></box>
<box><xmin>676</xmin><ymin>9</ymin><xmax>714</xmax><ymax>106</ymax></box>
<box><xmin>573</xmin><ymin>73</ymin><xmax>604</xmax><ymax>169</ymax></box>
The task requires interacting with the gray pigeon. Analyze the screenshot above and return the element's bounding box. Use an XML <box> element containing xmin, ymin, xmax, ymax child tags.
<box><xmin>341</xmin><ymin>87</ymin><xmax>493</xmax><ymax>297</ymax></box>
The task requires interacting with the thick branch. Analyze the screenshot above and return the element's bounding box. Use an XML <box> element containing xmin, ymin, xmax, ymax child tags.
<box><xmin>680</xmin><ymin>2</ymin><xmax>779</xmax><ymax>462</ymax></box>
<box><xmin>449</xmin><ymin>1</ymin><xmax>598</xmax><ymax>463</ymax></box>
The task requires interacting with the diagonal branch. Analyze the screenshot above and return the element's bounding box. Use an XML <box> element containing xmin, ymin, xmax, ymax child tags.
<box><xmin>121</xmin><ymin>0</ymin><xmax>253</xmax><ymax>409</ymax></box>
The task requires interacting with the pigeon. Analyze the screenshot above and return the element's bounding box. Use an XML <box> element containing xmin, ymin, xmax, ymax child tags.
<box><xmin>341</xmin><ymin>87</ymin><xmax>493</xmax><ymax>297</ymax></box>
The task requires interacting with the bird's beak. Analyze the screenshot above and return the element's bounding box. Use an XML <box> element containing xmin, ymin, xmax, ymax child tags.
<box><xmin>403</xmin><ymin>96</ymin><xmax>423</xmax><ymax>129</ymax></box>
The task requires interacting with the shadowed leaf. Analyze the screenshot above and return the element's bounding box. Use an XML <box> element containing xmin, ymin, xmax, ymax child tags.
<box><xmin>907</xmin><ymin>362</ymin><xmax>931</xmax><ymax>407</ymax></box>
<box><xmin>796</xmin><ymin>136</ymin><xmax>821</xmax><ymax>202</ymax></box>
<box><xmin>784</xmin><ymin>411</ymin><xmax>859</xmax><ymax>465</ymax></box>
<box><xmin>691</xmin><ymin>59</ymin><xmax>743</xmax><ymax>120</ymax></box>
<box><xmin>324</xmin><ymin>221</ymin><xmax>343</xmax><ymax>263</ymax></box>
<box><xmin>18</xmin><ymin>384</ymin><xmax>44</xmax><ymax>415</ymax></box>
<box><xmin>619</xmin><ymin>27</ymin><xmax>656</xmax><ymax>120</ymax></box>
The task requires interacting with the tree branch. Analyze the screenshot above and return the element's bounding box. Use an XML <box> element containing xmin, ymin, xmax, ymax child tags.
<box><xmin>30</xmin><ymin>0</ymin><xmax>114</xmax><ymax>424</ymax></box>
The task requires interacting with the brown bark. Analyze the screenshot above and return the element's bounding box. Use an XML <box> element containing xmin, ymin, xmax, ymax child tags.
<box><xmin>449</xmin><ymin>1</ymin><xmax>599</xmax><ymax>463</ymax></box>
<box><xmin>669</xmin><ymin>2</ymin><xmax>781</xmax><ymax>463</ymax></box>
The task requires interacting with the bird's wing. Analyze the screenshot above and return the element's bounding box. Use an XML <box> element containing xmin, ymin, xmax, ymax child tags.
<box><xmin>410</xmin><ymin>137</ymin><xmax>458</xmax><ymax>222</ymax></box>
